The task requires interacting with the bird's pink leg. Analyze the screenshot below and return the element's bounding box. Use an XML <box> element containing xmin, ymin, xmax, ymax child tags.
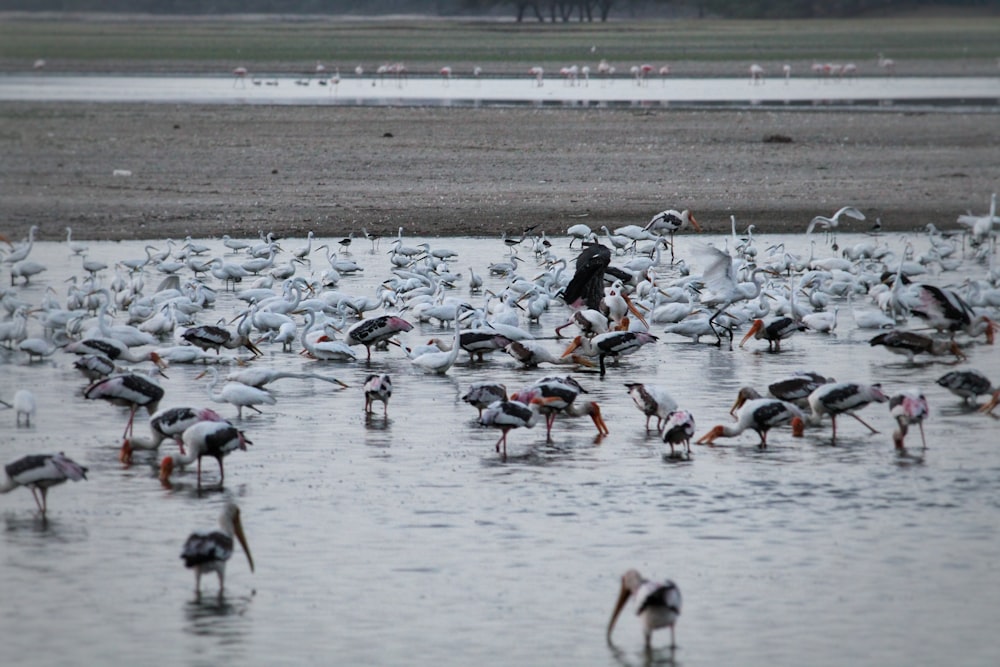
<box><xmin>847</xmin><ymin>412</ymin><xmax>879</xmax><ymax>434</ymax></box>
<box><xmin>918</xmin><ymin>422</ymin><xmax>927</xmax><ymax>448</ymax></box>
<box><xmin>30</xmin><ymin>487</ymin><xmax>44</xmax><ymax>514</ymax></box>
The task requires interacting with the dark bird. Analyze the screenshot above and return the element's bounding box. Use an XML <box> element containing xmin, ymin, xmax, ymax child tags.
<box><xmin>607</xmin><ymin>569</ymin><xmax>682</xmax><ymax>651</ymax></box>
<box><xmin>561</xmin><ymin>243</ymin><xmax>632</xmax><ymax>311</ymax></box>
<box><xmin>0</xmin><ymin>453</ymin><xmax>88</xmax><ymax>519</ymax></box>
<box><xmin>869</xmin><ymin>329</ymin><xmax>965</xmax><ymax>363</ymax></box>
<box><xmin>936</xmin><ymin>370</ymin><xmax>996</xmax><ymax>404</ymax></box>
<box><xmin>181</xmin><ymin>502</ymin><xmax>254</xmax><ymax>594</ymax></box>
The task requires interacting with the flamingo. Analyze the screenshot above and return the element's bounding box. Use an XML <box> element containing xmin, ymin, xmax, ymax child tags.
<box><xmin>363</xmin><ymin>373</ymin><xmax>392</xmax><ymax>416</ymax></box>
<box><xmin>878</xmin><ymin>52</ymin><xmax>895</xmax><ymax>75</ymax></box>
<box><xmin>84</xmin><ymin>370</ymin><xmax>166</xmax><ymax>441</ymax></box>
<box><xmin>181</xmin><ymin>502</ymin><xmax>254</xmax><ymax>595</ymax></box>
<box><xmin>697</xmin><ymin>398</ymin><xmax>803</xmax><ymax>448</ymax></box>
<box><xmin>624</xmin><ymin>383</ymin><xmax>678</xmax><ymax>431</ymax></box>
<box><xmin>13</xmin><ymin>389</ymin><xmax>36</xmax><ymax>427</ymax></box>
<box><xmin>232</xmin><ymin>66</ymin><xmax>248</xmax><ymax>87</ymax></box>
<box><xmin>198</xmin><ymin>367</ymin><xmax>276</xmax><ymax>419</ymax></box>
<box><xmin>792</xmin><ymin>382</ymin><xmax>888</xmax><ymax>445</ymax></box>
<box><xmin>479</xmin><ymin>399</ymin><xmax>538</xmax><ymax>458</ymax></box>
<box><xmin>889</xmin><ymin>390</ymin><xmax>929</xmax><ymax>449</ymax></box>
<box><xmin>749</xmin><ymin>63</ymin><xmax>765</xmax><ymax>84</ymax></box>
<box><xmin>159</xmin><ymin>420</ymin><xmax>251</xmax><ymax>488</ymax></box>
<box><xmin>1</xmin><ymin>453</ymin><xmax>88</xmax><ymax>519</ymax></box>
<box><xmin>607</xmin><ymin>569</ymin><xmax>682</xmax><ymax>651</ymax></box>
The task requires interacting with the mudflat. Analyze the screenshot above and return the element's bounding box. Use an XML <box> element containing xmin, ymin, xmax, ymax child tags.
<box><xmin>2</xmin><ymin>101</ymin><xmax>998</xmax><ymax>241</ymax></box>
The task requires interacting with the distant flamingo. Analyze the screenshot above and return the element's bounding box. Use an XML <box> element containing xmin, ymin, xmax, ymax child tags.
<box><xmin>529</xmin><ymin>66</ymin><xmax>544</xmax><ymax>87</ymax></box>
<box><xmin>232</xmin><ymin>66</ymin><xmax>248</xmax><ymax>88</ymax></box>
<box><xmin>749</xmin><ymin>64</ymin><xmax>765</xmax><ymax>84</ymax></box>
<box><xmin>878</xmin><ymin>52</ymin><xmax>896</xmax><ymax>76</ymax></box>
<box><xmin>440</xmin><ymin>66</ymin><xmax>452</xmax><ymax>86</ymax></box>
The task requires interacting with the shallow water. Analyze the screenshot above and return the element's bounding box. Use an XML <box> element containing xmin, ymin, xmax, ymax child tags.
<box><xmin>2</xmin><ymin>73</ymin><xmax>999</xmax><ymax>109</ymax></box>
<box><xmin>3</xmin><ymin>231</ymin><xmax>1000</xmax><ymax>667</ymax></box>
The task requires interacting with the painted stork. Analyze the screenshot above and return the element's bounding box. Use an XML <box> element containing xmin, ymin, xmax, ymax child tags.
<box><xmin>512</xmin><ymin>376</ymin><xmax>608</xmax><ymax>441</ymax></box>
<box><xmin>889</xmin><ymin>390</ymin><xmax>929</xmax><ymax>449</ymax></box>
<box><xmin>607</xmin><ymin>569</ymin><xmax>682</xmax><ymax>651</ymax></box>
<box><xmin>561</xmin><ymin>331</ymin><xmax>658</xmax><ymax>376</ymax></box>
<box><xmin>909</xmin><ymin>283</ymin><xmax>996</xmax><ymax>344</ymax></box>
<box><xmin>461</xmin><ymin>383</ymin><xmax>508</xmax><ymax>418</ymax></box>
<box><xmin>661</xmin><ymin>409</ymin><xmax>695</xmax><ymax>458</ymax></box>
<box><xmin>740</xmin><ymin>317</ymin><xmax>808</xmax><ymax>352</ymax></box>
<box><xmin>1</xmin><ymin>453</ymin><xmax>88</xmax><ymax>519</ymax></box>
<box><xmin>793</xmin><ymin>382</ymin><xmax>888</xmax><ymax>444</ymax></box>
<box><xmin>159</xmin><ymin>421</ymin><xmax>251</xmax><ymax>488</ymax></box>
<box><xmin>84</xmin><ymin>370</ymin><xmax>166</xmax><ymax>441</ymax></box>
<box><xmin>731</xmin><ymin>372</ymin><xmax>835</xmax><ymax>414</ymax></box>
<box><xmin>181</xmin><ymin>324</ymin><xmax>262</xmax><ymax>356</ymax></box>
<box><xmin>697</xmin><ymin>398</ymin><xmax>803</xmax><ymax>448</ymax></box>
<box><xmin>479</xmin><ymin>399</ymin><xmax>538</xmax><ymax>458</ymax></box>
<box><xmin>869</xmin><ymin>329</ymin><xmax>966</xmax><ymax>363</ymax></box>
<box><xmin>64</xmin><ymin>338</ymin><xmax>168</xmax><ymax>367</ymax></box>
<box><xmin>181</xmin><ymin>502</ymin><xmax>254</xmax><ymax>595</ymax></box>
<box><xmin>344</xmin><ymin>314</ymin><xmax>414</xmax><ymax>361</ymax></box>
<box><xmin>363</xmin><ymin>374</ymin><xmax>392</xmax><ymax>416</ymax></box>
<box><xmin>643</xmin><ymin>209</ymin><xmax>701</xmax><ymax>263</ymax></box>
<box><xmin>119</xmin><ymin>406</ymin><xmax>228</xmax><ymax>464</ymax></box>
<box><xmin>936</xmin><ymin>370</ymin><xmax>996</xmax><ymax>404</ymax></box>
<box><xmin>624</xmin><ymin>383</ymin><xmax>678</xmax><ymax>431</ymax></box>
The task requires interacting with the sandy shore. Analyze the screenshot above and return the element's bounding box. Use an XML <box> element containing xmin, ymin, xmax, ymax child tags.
<box><xmin>2</xmin><ymin>101</ymin><xmax>998</xmax><ymax>241</ymax></box>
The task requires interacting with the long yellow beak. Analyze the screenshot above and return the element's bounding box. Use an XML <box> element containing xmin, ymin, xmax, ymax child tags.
<box><xmin>607</xmin><ymin>582</ymin><xmax>631</xmax><ymax>642</ymax></box>
<box><xmin>739</xmin><ymin>320</ymin><xmax>764</xmax><ymax>348</ymax></box>
<box><xmin>233</xmin><ymin>512</ymin><xmax>255</xmax><ymax>573</ymax></box>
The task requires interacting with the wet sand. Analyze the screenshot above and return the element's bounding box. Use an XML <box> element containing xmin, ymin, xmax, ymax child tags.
<box><xmin>2</xmin><ymin>101</ymin><xmax>998</xmax><ymax>241</ymax></box>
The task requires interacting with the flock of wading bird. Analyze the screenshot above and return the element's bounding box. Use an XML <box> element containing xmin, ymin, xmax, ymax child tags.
<box><xmin>2</xmin><ymin>194</ymin><xmax>999</xmax><ymax>649</ymax></box>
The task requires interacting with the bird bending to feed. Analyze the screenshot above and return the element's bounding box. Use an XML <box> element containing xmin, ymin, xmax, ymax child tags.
<box><xmin>731</xmin><ymin>372</ymin><xmax>834</xmax><ymax>414</ymax></box>
<box><xmin>479</xmin><ymin>399</ymin><xmax>537</xmax><ymax>458</ymax></box>
<box><xmin>661</xmin><ymin>410</ymin><xmax>695</xmax><ymax>458</ymax></box>
<box><xmin>624</xmin><ymin>383</ymin><xmax>678</xmax><ymax>431</ymax></box>
<box><xmin>461</xmin><ymin>383</ymin><xmax>508</xmax><ymax>418</ymax></box>
<box><xmin>363</xmin><ymin>374</ymin><xmax>392</xmax><ymax>416</ymax></box>
<box><xmin>697</xmin><ymin>398</ymin><xmax>803</xmax><ymax>448</ymax></box>
<box><xmin>119</xmin><ymin>406</ymin><xmax>228</xmax><ymax>464</ymax></box>
<box><xmin>607</xmin><ymin>569</ymin><xmax>682</xmax><ymax>651</ymax></box>
<box><xmin>512</xmin><ymin>376</ymin><xmax>608</xmax><ymax>442</ymax></box>
<box><xmin>181</xmin><ymin>502</ymin><xmax>254</xmax><ymax>595</ymax></box>
<box><xmin>908</xmin><ymin>283</ymin><xmax>996</xmax><ymax>344</ymax></box>
<box><xmin>869</xmin><ymin>329</ymin><xmax>966</xmax><ymax>363</ymax></box>
<box><xmin>889</xmin><ymin>390</ymin><xmax>929</xmax><ymax>449</ymax></box>
<box><xmin>935</xmin><ymin>370</ymin><xmax>996</xmax><ymax>404</ymax></box>
<box><xmin>792</xmin><ymin>382</ymin><xmax>888</xmax><ymax>444</ymax></box>
<box><xmin>182</xmin><ymin>324</ymin><xmax>262</xmax><ymax>356</ymax></box>
<box><xmin>1</xmin><ymin>453</ymin><xmax>88</xmax><ymax>519</ymax></box>
<box><xmin>562</xmin><ymin>331</ymin><xmax>658</xmax><ymax>377</ymax></box>
<box><xmin>740</xmin><ymin>316</ymin><xmax>808</xmax><ymax>352</ymax></box>
<box><xmin>159</xmin><ymin>421</ymin><xmax>251</xmax><ymax>488</ymax></box>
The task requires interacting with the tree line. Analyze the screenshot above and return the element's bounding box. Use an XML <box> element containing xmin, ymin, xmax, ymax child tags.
<box><xmin>1</xmin><ymin>0</ymin><xmax>996</xmax><ymax>21</ymax></box>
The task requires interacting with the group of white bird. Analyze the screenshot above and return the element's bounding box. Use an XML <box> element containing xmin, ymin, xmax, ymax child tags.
<box><xmin>3</xmin><ymin>192</ymin><xmax>1000</xmax><ymax>637</ymax></box>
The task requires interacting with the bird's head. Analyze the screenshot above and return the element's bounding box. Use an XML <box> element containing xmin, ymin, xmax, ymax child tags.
<box><xmin>791</xmin><ymin>416</ymin><xmax>805</xmax><ymax>437</ymax></box>
<box><xmin>730</xmin><ymin>386</ymin><xmax>758</xmax><ymax>416</ymax></box>
<box><xmin>158</xmin><ymin>456</ymin><xmax>175</xmax><ymax>485</ymax></box>
<box><xmin>148</xmin><ymin>351</ymin><xmax>168</xmax><ymax>370</ymax></box>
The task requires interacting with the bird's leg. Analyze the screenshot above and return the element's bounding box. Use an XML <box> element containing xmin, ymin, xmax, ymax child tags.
<box><xmin>847</xmin><ymin>411</ymin><xmax>879</xmax><ymax>434</ymax></box>
<box><xmin>218</xmin><ymin>459</ymin><xmax>225</xmax><ymax>486</ymax></box>
<box><xmin>196</xmin><ymin>457</ymin><xmax>203</xmax><ymax>489</ymax></box>
<box><xmin>29</xmin><ymin>487</ymin><xmax>44</xmax><ymax>514</ymax></box>
<box><xmin>830</xmin><ymin>416</ymin><xmax>838</xmax><ymax>445</ymax></box>
<box><xmin>495</xmin><ymin>433</ymin><xmax>504</xmax><ymax>453</ymax></box>
<box><xmin>918</xmin><ymin>422</ymin><xmax>927</xmax><ymax>449</ymax></box>
<box><xmin>599</xmin><ymin>355</ymin><xmax>607</xmax><ymax>377</ymax></box>
<box><xmin>248</xmin><ymin>405</ymin><xmax>264</xmax><ymax>415</ymax></box>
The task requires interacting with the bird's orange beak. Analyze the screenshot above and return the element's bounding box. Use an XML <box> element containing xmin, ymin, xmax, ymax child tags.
<box><xmin>149</xmin><ymin>352</ymin><xmax>168</xmax><ymax>370</ymax></box>
<box><xmin>561</xmin><ymin>337</ymin><xmax>583</xmax><ymax>358</ymax></box>
<box><xmin>622</xmin><ymin>293</ymin><xmax>648</xmax><ymax>329</ymax></box>
<box><xmin>569</xmin><ymin>354</ymin><xmax>596</xmax><ymax>368</ymax></box>
<box><xmin>696</xmin><ymin>425</ymin><xmax>724</xmax><ymax>445</ymax></box>
<box><xmin>589</xmin><ymin>402</ymin><xmax>610</xmax><ymax>436</ymax></box>
<box><xmin>985</xmin><ymin>317</ymin><xmax>997</xmax><ymax>345</ymax></box>
<box><xmin>688</xmin><ymin>213</ymin><xmax>702</xmax><ymax>232</ymax></box>
<box><xmin>980</xmin><ymin>391</ymin><xmax>1000</xmax><ymax>415</ymax></box>
<box><xmin>158</xmin><ymin>456</ymin><xmax>175</xmax><ymax>487</ymax></box>
<box><xmin>233</xmin><ymin>510</ymin><xmax>255</xmax><ymax>573</ymax></box>
<box><xmin>791</xmin><ymin>416</ymin><xmax>805</xmax><ymax>437</ymax></box>
<box><xmin>739</xmin><ymin>320</ymin><xmax>764</xmax><ymax>348</ymax></box>
<box><xmin>245</xmin><ymin>339</ymin><xmax>263</xmax><ymax>356</ymax></box>
<box><xmin>119</xmin><ymin>440</ymin><xmax>133</xmax><ymax>465</ymax></box>
<box><xmin>729</xmin><ymin>391</ymin><xmax>748</xmax><ymax>417</ymax></box>
<box><xmin>606</xmin><ymin>580</ymin><xmax>631</xmax><ymax>643</ymax></box>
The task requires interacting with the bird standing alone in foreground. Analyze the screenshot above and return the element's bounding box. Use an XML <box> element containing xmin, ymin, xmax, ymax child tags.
<box><xmin>1</xmin><ymin>453</ymin><xmax>88</xmax><ymax>519</ymax></box>
<box><xmin>363</xmin><ymin>374</ymin><xmax>392</xmax><ymax>416</ymax></box>
<box><xmin>181</xmin><ymin>502</ymin><xmax>254</xmax><ymax>595</ymax></box>
<box><xmin>607</xmin><ymin>569</ymin><xmax>682</xmax><ymax>651</ymax></box>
